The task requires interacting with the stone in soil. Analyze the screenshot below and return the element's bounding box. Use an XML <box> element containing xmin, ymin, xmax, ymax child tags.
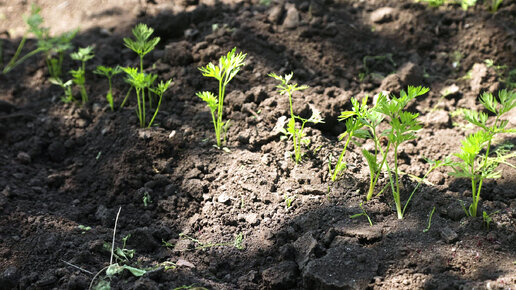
<box><xmin>303</xmin><ymin>244</ymin><xmax>378</xmax><ymax>289</ymax></box>
<box><xmin>370</xmin><ymin>7</ymin><xmax>396</xmax><ymax>23</ymax></box>
<box><xmin>440</xmin><ymin>226</ymin><xmax>458</xmax><ymax>243</ymax></box>
<box><xmin>283</xmin><ymin>5</ymin><xmax>300</xmax><ymax>29</ymax></box>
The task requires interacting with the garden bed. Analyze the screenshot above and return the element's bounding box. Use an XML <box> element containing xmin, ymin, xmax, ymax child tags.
<box><xmin>1</xmin><ymin>0</ymin><xmax>516</xmax><ymax>289</ymax></box>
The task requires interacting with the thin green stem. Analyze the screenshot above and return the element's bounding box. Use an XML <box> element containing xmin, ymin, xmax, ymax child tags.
<box><xmin>332</xmin><ymin>132</ymin><xmax>354</xmax><ymax>181</ymax></box>
<box><xmin>141</xmin><ymin>87</ymin><xmax>146</xmax><ymax>127</ymax></box>
<box><xmin>393</xmin><ymin>143</ymin><xmax>403</xmax><ymax>219</ymax></box>
<box><xmin>3</xmin><ymin>36</ymin><xmax>26</xmax><ymax>73</ymax></box>
<box><xmin>402</xmin><ymin>164</ymin><xmax>438</xmax><ymax>216</ymax></box>
<box><xmin>3</xmin><ymin>46</ymin><xmax>43</xmax><ymax>74</ymax></box>
<box><xmin>120</xmin><ymin>86</ymin><xmax>133</xmax><ymax>108</ymax></box>
<box><xmin>135</xmin><ymin>88</ymin><xmax>142</xmax><ymax>127</ymax></box>
<box><xmin>148</xmin><ymin>92</ymin><xmax>163</xmax><ymax>128</ymax></box>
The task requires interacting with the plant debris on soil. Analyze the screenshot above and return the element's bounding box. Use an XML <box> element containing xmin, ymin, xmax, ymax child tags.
<box><xmin>1</xmin><ymin>0</ymin><xmax>516</xmax><ymax>289</ymax></box>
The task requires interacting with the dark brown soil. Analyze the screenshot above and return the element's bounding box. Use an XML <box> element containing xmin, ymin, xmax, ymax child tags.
<box><xmin>1</xmin><ymin>0</ymin><xmax>516</xmax><ymax>289</ymax></box>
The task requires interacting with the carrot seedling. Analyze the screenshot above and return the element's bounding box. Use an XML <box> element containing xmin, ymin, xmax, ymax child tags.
<box><xmin>70</xmin><ymin>46</ymin><xmax>94</xmax><ymax>104</ymax></box>
<box><xmin>49</xmin><ymin>78</ymin><xmax>74</xmax><ymax>103</ymax></box>
<box><xmin>449</xmin><ymin>90</ymin><xmax>516</xmax><ymax>217</ymax></box>
<box><xmin>94</xmin><ymin>65</ymin><xmax>122</xmax><ymax>110</ymax></box>
<box><xmin>198</xmin><ymin>47</ymin><xmax>246</xmax><ymax>148</ymax></box>
<box><xmin>337</xmin><ymin>95</ymin><xmax>386</xmax><ymax>200</ymax></box>
<box><xmin>330</xmin><ymin>95</ymin><xmax>377</xmax><ymax>182</ymax></box>
<box><xmin>350</xmin><ymin>202</ymin><xmax>373</xmax><ymax>226</ymax></box>
<box><xmin>148</xmin><ymin>79</ymin><xmax>173</xmax><ymax>127</ymax></box>
<box><xmin>376</xmin><ymin>86</ymin><xmax>429</xmax><ymax>219</ymax></box>
<box><xmin>423</xmin><ymin>207</ymin><xmax>436</xmax><ymax>233</ymax></box>
<box><xmin>122</xmin><ymin>23</ymin><xmax>161</xmax><ymax>111</ymax></box>
<box><xmin>269</xmin><ymin>72</ymin><xmax>324</xmax><ymax>163</ymax></box>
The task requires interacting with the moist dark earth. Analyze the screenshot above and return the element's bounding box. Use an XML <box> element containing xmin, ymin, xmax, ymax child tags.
<box><xmin>1</xmin><ymin>0</ymin><xmax>516</xmax><ymax>289</ymax></box>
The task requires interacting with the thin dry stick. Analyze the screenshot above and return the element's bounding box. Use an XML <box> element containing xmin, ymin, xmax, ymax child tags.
<box><xmin>110</xmin><ymin>207</ymin><xmax>122</xmax><ymax>265</ymax></box>
<box><xmin>88</xmin><ymin>206</ymin><xmax>122</xmax><ymax>290</ymax></box>
<box><xmin>61</xmin><ymin>259</ymin><xmax>94</xmax><ymax>275</ymax></box>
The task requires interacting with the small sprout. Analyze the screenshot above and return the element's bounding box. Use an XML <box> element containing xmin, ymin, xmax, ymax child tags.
<box><xmin>233</xmin><ymin>233</ymin><xmax>245</xmax><ymax>250</ymax></box>
<box><xmin>330</xmin><ymin>95</ymin><xmax>372</xmax><ymax>182</ymax></box>
<box><xmin>423</xmin><ymin>207</ymin><xmax>436</xmax><ymax>233</ymax></box>
<box><xmin>148</xmin><ymin>79</ymin><xmax>173</xmax><ymax>127</ymax></box>
<box><xmin>269</xmin><ymin>72</ymin><xmax>323</xmax><ymax>163</ymax></box>
<box><xmin>70</xmin><ymin>46</ymin><xmax>95</xmax><ymax>104</ymax></box>
<box><xmin>162</xmin><ymin>239</ymin><xmax>174</xmax><ymax>248</ymax></box>
<box><xmin>483</xmin><ymin>210</ymin><xmax>499</xmax><ymax>230</ymax></box>
<box><xmin>142</xmin><ymin>191</ymin><xmax>151</xmax><ymax>207</ymax></box>
<box><xmin>198</xmin><ymin>47</ymin><xmax>246</xmax><ymax>148</ymax></box>
<box><xmin>95</xmin><ymin>151</ymin><xmax>102</xmax><ymax>160</ymax></box>
<box><xmin>94</xmin><ymin>65</ymin><xmax>123</xmax><ymax>111</ymax></box>
<box><xmin>284</xmin><ymin>194</ymin><xmax>297</xmax><ymax>209</ymax></box>
<box><xmin>349</xmin><ymin>202</ymin><xmax>373</xmax><ymax>226</ymax></box>
<box><xmin>77</xmin><ymin>225</ymin><xmax>91</xmax><ymax>234</ymax></box>
<box><xmin>49</xmin><ymin>77</ymin><xmax>74</xmax><ymax>103</ymax></box>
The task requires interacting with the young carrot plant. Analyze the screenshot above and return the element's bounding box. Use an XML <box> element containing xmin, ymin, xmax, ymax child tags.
<box><xmin>94</xmin><ymin>65</ymin><xmax>122</xmax><ymax>110</ymax></box>
<box><xmin>49</xmin><ymin>78</ymin><xmax>74</xmax><ymax>103</ymax></box>
<box><xmin>330</xmin><ymin>96</ymin><xmax>376</xmax><ymax>182</ymax></box>
<box><xmin>197</xmin><ymin>48</ymin><xmax>246</xmax><ymax>148</ymax></box>
<box><xmin>121</xmin><ymin>23</ymin><xmax>160</xmax><ymax>109</ymax></box>
<box><xmin>449</xmin><ymin>90</ymin><xmax>516</xmax><ymax>217</ymax></box>
<box><xmin>70</xmin><ymin>46</ymin><xmax>94</xmax><ymax>104</ymax></box>
<box><xmin>337</xmin><ymin>95</ymin><xmax>386</xmax><ymax>200</ymax></box>
<box><xmin>376</xmin><ymin>86</ymin><xmax>429</xmax><ymax>219</ymax></box>
<box><xmin>269</xmin><ymin>72</ymin><xmax>324</xmax><ymax>163</ymax></box>
<box><xmin>149</xmin><ymin>79</ymin><xmax>173</xmax><ymax>127</ymax></box>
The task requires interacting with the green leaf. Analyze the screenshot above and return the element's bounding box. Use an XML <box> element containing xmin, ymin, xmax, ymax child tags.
<box><xmin>106</xmin><ymin>263</ymin><xmax>146</xmax><ymax>277</ymax></box>
<box><xmin>362</xmin><ymin>149</ymin><xmax>378</xmax><ymax>173</ymax></box>
<box><xmin>124</xmin><ymin>23</ymin><xmax>160</xmax><ymax>57</ymax></box>
<box><xmin>93</xmin><ymin>279</ymin><xmax>111</xmax><ymax>290</ymax></box>
<box><xmin>196</xmin><ymin>91</ymin><xmax>218</xmax><ymax>112</ymax></box>
<box><xmin>70</xmin><ymin>46</ymin><xmax>95</xmax><ymax>62</ymax></box>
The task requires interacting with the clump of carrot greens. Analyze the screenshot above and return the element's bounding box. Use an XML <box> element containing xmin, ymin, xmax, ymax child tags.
<box><xmin>197</xmin><ymin>47</ymin><xmax>247</xmax><ymax>148</ymax></box>
<box><xmin>269</xmin><ymin>72</ymin><xmax>324</xmax><ymax>163</ymax></box>
<box><xmin>449</xmin><ymin>89</ymin><xmax>516</xmax><ymax>217</ymax></box>
<box><xmin>337</xmin><ymin>86</ymin><xmax>430</xmax><ymax>219</ymax></box>
<box><xmin>122</xmin><ymin>23</ymin><xmax>171</xmax><ymax>127</ymax></box>
<box><xmin>375</xmin><ymin>86</ymin><xmax>429</xmax><ymax>219</ymax></box>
